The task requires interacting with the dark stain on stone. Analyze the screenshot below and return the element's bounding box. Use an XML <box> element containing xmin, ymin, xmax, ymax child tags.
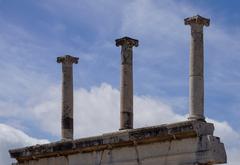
<box><xmin>63</xmin><ymin>117</ymin><xmax>73</xmax><ymax>129</ymax></box>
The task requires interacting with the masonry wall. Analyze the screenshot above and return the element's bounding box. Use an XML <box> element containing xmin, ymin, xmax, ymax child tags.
<box><xmin>11</xmin><ymin>121</ymin><xmax>226</xmax><ymax>165</ymax></box>
<box><xmin>15</xmin><ymin>136</ymin><xmax>224</xmax><ymax>165</ymax></box>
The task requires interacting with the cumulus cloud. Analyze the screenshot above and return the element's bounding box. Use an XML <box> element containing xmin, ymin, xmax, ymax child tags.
<box><xmin>0</xmin><ymin>1</ymin><xmax>239</xmax><ymax>165</ymax></box>
<box><xmin>0</xmin><ymin>83</ymin><xmax>239</xmax><ymax>165</ymax></box>
<box><xmin>26</xmin><ymin>83</ymin><xmax>240</xmax><ymax>165</ymax></box>
<box><xmin>0</xmin><ymin>123</ymin><xmax>49</xmax><ymax>165</ymax></box>
<box><xmin>207</xmin><ymin>119</ymin><xmax>240</xmax><ymax>165</ymax></box>
<box><xmin>28</xmin><ymin>83</ymin><xmax>185</xmax><ymax>137</ymax></box>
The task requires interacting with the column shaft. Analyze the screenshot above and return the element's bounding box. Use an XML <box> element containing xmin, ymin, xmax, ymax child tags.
<box><xmin>116</xmin><ymin>37</ymin><xmax>138</xmax><ymax>130</ymax></box>
<box><xmin>120</xmin><ymin>44</ymin><xmax>133</xmax><ymax>129</ymax></box>
<box><xmin>184</xmin><ymin>15</ymin><xmax>210</xmax><ymax>121</ymax></box>
<box><xmin>62</xmin><ymin>64</ymin><xmax>74</xmax><ymax>139</ymax></box>
<box><xmin>57</xmin><ymin>55</ymin><xmax>78</xmax><ymax>140</ymax></box>
<box><xmin>189</xmin><ymin>24</ymin><xmax>205</xmax><ymax>120</ymax></box>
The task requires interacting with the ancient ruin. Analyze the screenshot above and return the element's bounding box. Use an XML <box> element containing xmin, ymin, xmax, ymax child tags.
<box><xmin>185</xmin><ymin>15</ymin><xmax>209</xmax><ymax>121</ymax></box>
<box><xmin>116</xmin><ymin>37</ymin><xmax>138</xmax><ymax>130</ymax></box>
<box><xmin>9</xmin><ymin>15</ymin><xmax>227</xmax><ymax>165</ymax></box>
<box><xmin>57</xmin><ymin>55</ymin><xmax>79</xmax><ymax>140</ymax></box>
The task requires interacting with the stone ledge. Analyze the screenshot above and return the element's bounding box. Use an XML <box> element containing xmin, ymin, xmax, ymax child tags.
<box><xmin>9</xmin><ymin>120</ymin><xmax>214</xmax><ymax>162</ymax></box>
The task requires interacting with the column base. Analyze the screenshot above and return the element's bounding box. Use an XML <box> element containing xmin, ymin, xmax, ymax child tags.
<box><xmin>188</xmin><ymin>115</ymin><xmax>205</xmax><ymax>121</ymax></box>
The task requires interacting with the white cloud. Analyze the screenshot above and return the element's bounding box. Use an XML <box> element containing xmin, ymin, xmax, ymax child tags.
<box><xmin>207</xmin><ymin>119</ymin><xmax>240</xmax><ymax>165</ymax></box>
<box><xmin>28</xmin><ymin>83</ymin><xmax>185</xmax><ymax>137</ymax></box>
<box><xmin>2</xmin><ymin>84</ymin><xmax>240</xmax><ymax>164</ymax></box>
<box><xmin>0</xmin><ymin>123</ymin><xmax>49</xmax><ymax>165</ymax></box>
<box><xmin>0</xmin><ymin>1</ymin><xmax>239</xmax><ymax>164</ymax></box>
<box><xmin>26</xmin><ymin>83</ymin><xmax>240</xmax><ymax>165</ymax></box>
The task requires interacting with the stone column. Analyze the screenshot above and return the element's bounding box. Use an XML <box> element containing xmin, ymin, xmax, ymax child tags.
<box><xmin>57</xmin><ymin>55</ymin><xmax>79</xmax><ymax>140</ymax></box>
<box><xmin>184</xmin><ymin>15</ymin><xmax>210</xmax><ymax>121</ymax></box>
<box><xmin>116</xmin><ymin>37</ymin><xmax>138</xmax><ymax>130</ymax></box>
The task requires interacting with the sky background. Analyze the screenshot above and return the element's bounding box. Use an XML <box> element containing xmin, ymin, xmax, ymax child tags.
<box><xmin>0</xmin><ymin>0</ymin><xmax>239</xmax><ymax>164</ymax></box>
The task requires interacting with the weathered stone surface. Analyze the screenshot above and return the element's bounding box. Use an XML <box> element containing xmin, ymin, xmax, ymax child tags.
<box><xmin>115</xmin><ymin>37</ymin><xmax>138</xmax><ymax>130</ymax></box>
<box><xmin>10</xmin><ymin>16</ymin><xmax>227</xmax><ymax>165</ymax></box>
<box><xmin>57</xmin><ymin>55</ymin><xmax>79</xmax><ymax>140</ymax></box>
<box><xmin>9</xmin><ymin>120</ymin><xmax>226</xmax><ymax>165</ymax></box>
<box><xmin>184</xmin><ymin>15</ymin><xmax>210</xmax><ymax>26</ymax></box>
<box><xmin>185</xmin><ymin>15</ymin><xmax>210</xmax><ymax>121</ymax></box>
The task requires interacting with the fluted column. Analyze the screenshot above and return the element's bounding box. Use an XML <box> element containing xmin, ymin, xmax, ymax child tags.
<box><xmin>57</xmin><ymin>55</ymin><xmax>79</xmax><ymax>140</ymax></box>
<box><xmin>184</xmin><ymin>15</ymin><xmax>210</xmax><ymax>121</ymax></box>
<box><xmin>116</xmin><ymin>37</ymin><xmax>138</xmax><ymax>130</ymax></box>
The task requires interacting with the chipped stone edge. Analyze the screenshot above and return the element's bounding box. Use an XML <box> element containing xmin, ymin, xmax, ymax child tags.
<box><xmin>9</xmin><ymin>120</ymin><xmax>214</xmax><ymax>162</ymax></box>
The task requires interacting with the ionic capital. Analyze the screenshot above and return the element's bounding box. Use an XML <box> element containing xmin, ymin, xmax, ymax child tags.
<box><xmin>115</xmin><ymin>37</ymin><xmax>139</xmax><ymax>48</ymax></box>
<box><xmin>57</xmin><ymin>55</ymin><xmax>79</xmax><ymax>65</ymax></box>
<box><xmin>184</xmin><ymin>15</ymin><xmax>210</xmax><ymax>27</ymax></box>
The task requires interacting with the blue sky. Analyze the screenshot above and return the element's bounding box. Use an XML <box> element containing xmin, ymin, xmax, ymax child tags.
<box><xmin>0</xmin><ymin>0</ymin><xmax>240</xmax><ymax>164</ymax></box>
